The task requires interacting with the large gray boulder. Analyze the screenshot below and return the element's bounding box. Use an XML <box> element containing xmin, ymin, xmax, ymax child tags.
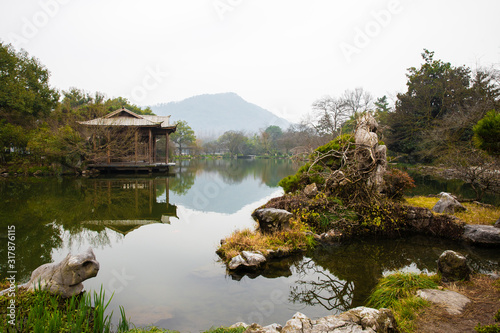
<box><xmin>416</xmin><ymin>289</ymin><xmax>470</xmax><ymax>315</ymax></box>
<box><xmin>228</xmin><ymin>251</ymin><xmax>267</xmax><ymax>270</ymax></box>
<box><xmin>432</xmin><ymin>192</ymin><xmax>466</xmax><ymax>214</ymax></box>
<box><xmin>437</xmin><ymin>250</ymin><xmax>471</xmax><ymax>282</ymax></box>
<box><xmin>1</xmin><ymin>247</ymin><xmax>100</xmax><ymax>298</ymax></box>
<box><xmin>463</xmin><ymin>224</ymin><xmax>500</xmax><ymax>246</ymax></box>
<box><xmin>252</xmin><ymin>208</ymin><xmax>293</xmax><ymax>233</ymax></box>
<box><xmin>233</xmin><ymin>307</ymin><xmax>397</xmax><ymax>333</ymax></box>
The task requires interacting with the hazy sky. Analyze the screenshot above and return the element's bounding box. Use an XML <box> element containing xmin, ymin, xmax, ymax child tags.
<box><xmin>1</xmin><ymin>0</ymin><xmax>499</xmax><ymax>122</ymax></box>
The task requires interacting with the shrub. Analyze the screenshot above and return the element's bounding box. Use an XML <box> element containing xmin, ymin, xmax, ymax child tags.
<box><xmin>473</xmin><ymin>110</ymin><xmax>500</xmax><ymax>155</ymax></box>
<box><xmin>382</xmin><ymin>168</ymin><xmax>416</xmax><ymax>200</ymax></box>
<box><xmin>279</xmin><ymin>134</ymin><xmax>354</xmax><ymax>193</ymax></box>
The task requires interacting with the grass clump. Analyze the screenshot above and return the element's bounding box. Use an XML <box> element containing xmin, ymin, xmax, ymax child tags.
<box><xmin>406</xmin><ymin>196</ymin><xmax>500</xmax><ymax>225</ymax></box>
<box><xmin>367</xmin><ymin>272</ymin><xmax>440</xmax><ymax>332</ymax></box>
<box><xmin>0</xmin><ymin>285</ymin><xmax>127</xmax><ymax>333</ymax></box>
<box><xmin>202</xmin><ymin>326</ymin><xmax>246</xmax><ymax>333</ymax></box>
<box><xmin>123</xmin><ymin>327</ymin><xmax>178</xmax><ymax>332</ymax></box>
<box><xmin>475</xmin><ymin>323</ymin><xmax>500</xmax><ymax>333</ymax></box>
<box><xmin>475</xmin><ymin>307</ymin><xmax>500</xmax><ymax>333</ymax></box>
<box><xmin>216</xmin><ymin>219</ymin><xmax>316</xmax><ymax>264</ymax></box>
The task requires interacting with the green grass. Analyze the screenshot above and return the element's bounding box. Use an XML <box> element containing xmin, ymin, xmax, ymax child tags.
<box><xmin>0</xmin><ymin>281</ymin><xmax>249</xmax><ymax>333</ymax></box>
<box><xmin>121</xmin><ymin>326</ymin><xmax>245</xmax><ymax>333</ymax></box>
<box><xmin>202</xmin><ymin>327</ymin><xmax>246</xmax><ymax>333</ymax></box>
<box><xmin>367</xmin><ymin>272</ymin><xmax>440</xmax><ymax>332</ymax></box>
<box><xmin>475</xmin><ymin>323</ymin><xmax>500</xmax><ymax>333</ymax></box>
<box><xmin>0</xmin><ymin>285</ymin><xmax>127</xmax><ymax>332</ymax></box>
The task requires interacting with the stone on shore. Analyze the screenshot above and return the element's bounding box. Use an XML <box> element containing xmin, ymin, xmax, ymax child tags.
<box><xmin>228</xmin><ymin>251</ymin><xmax>267</xmax><ymax>270</ymax></box>
<box><xmin>234</xmin><ymin>307</ymin><xmax>397</xmax><ymax>333</ymax></box>
<box><xmin>252</xmin><ymin>208</ymin><xmax>293</xmax><ymax>233</ymax></box>
<box><xmin>0</xmin><ymin>247</ymin><xmax>100</xmax><ymax>298</ymax></box>
<box><xmin>416</xmin><ymin>289</ymin><xmax>470</xmax><ymax>315</ymax></box>
<box><xmin>437</xmin><ymin>250</ymin><xmax>471</xmax><ymax>282</ymax></box>
<box><xmin>462</xmin><ymin>224</ymin><xmax>500</xmax><ymax>246</ymax></box>
<box><xmin>432</xmin><ymin>192</ymin><xmax>466</xmax><ymax>214</ymax></box>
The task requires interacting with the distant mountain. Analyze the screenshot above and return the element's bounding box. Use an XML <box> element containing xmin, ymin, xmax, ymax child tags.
<box><xmin>149</xmin><ymin>92</ymin><xmax>292</xmax><ymax>138</ymax></box>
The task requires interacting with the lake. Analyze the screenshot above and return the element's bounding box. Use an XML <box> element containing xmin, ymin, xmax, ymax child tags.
<box><xmin>0</xmin><ymin>159</ymin><xmax>498</xmax><ymax>332</ymax></box>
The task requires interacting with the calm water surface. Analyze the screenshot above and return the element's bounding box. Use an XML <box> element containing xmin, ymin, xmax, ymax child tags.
<box><xmin>0</xmin><ymin>159</ymin><xmax>498</xmax><ymax>332</ymax></box>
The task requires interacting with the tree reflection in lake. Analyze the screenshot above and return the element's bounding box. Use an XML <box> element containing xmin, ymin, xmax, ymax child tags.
<box><xmin>290</xmin><ymin>258</ymin><xmax>355</xmax><ymax>312</ymax></box>
<box><xmin>289</xmin><ymin>235</ymin><xmax>499</xmax><ymax>313</ymax></box>
<box><xmin>0</xmin><ymin>159</ymin><xmax>298</xmax><ymax>283</ymax></box>
<box><xmin>0</xmin><ymin>177</ymin><xmax>178</xmax><ymax>282</ymax></box>
<box><xmin>1</xmin><ymin>160</ymin><xmax>498</xmax><ymax>332</ymax></box>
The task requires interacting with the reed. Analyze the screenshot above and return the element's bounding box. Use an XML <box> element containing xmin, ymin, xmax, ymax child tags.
<box><xmin>0</xmin><ymin>285</ymin><xmax>128</xmax><ymax>333</ymax></box>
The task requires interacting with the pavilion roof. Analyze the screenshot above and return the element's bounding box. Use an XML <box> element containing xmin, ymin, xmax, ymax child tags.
<box><xmin>79</xmin><ymin>107</ymin><xmax>173</xmax><ymax>128</ymax></box>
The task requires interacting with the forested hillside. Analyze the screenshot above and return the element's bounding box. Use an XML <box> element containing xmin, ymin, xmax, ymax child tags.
<box><xmin>1</xmin><ymin>42</ymin><xmax>498</xmax><ymax>177</ymax></box>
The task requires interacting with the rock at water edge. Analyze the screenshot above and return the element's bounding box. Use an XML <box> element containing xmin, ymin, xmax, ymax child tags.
<box><xmin>437</xmin><ymin>250</ymin><xmax>471</xmax><ymax>282</ymax></box>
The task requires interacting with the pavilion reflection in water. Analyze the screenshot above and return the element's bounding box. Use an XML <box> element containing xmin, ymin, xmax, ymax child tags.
<box><xmin>82</xmin><ymin>177</ymin><xmax>177</xmax><ymax>235</ymax></box>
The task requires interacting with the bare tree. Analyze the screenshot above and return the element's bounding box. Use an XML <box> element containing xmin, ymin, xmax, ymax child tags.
<box><xmin>312</xmin><ymin>96</ymin><xmax>349</xmax><ymax>138</ymax></box>
<box><xmin>79</xmin><ymin>125</ymin><xmax>139</xmax><ymax>164</ymax></box>
<box><xmin>444</xmin><ymin>145</ymin><xmax>500</xmax><ymax>201</ymax></box>
<box><xmin>340</xmin><ymin>87</ymin><xmax>374</xmax><ymax>117</ymax></box>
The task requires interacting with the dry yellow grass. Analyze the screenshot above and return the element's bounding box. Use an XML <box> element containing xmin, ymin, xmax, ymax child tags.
<box><xmin>405</xmin><ymin>196</ymin><xmax>500</xmax><ymax>225</ymax></box>
<box><xmin>216</xmin><ymin>219</ymin><xmax>315</xmax><ymax>263</ymax></box>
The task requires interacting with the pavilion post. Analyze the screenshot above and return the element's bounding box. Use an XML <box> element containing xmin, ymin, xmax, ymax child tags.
<box><xmin>165</xmin><ymin>131</ymin><xmax>169</xmax><ymax>164</ymax></box>
<box><xmin>106</xmin><ymin>131</ymin><xmax>111</xmax><ymax>164</ymax></box>
<box><xmin>148</xmin><ymin>128</ymin><xmax>153</xmax><ymax>164</ymax></box>
<box><xmin>134</xmin><ymin>131</ymin><xmax>138</xmax><ymax>164</ymax></box>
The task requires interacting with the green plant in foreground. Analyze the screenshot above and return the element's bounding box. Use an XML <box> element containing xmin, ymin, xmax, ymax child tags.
<box><xmin>367</xmin><ymin>273</ymin><xmax>440</xmax><ymax>332</ymax></box>
<box><xmin>474</xmin><ymin>308</ymin><xmax>500</xmax><ymax>333</ymax></box>
<box><xmin>0</xmin><ymin>285</ymin><xmax>128</xmax><ymax>333</ymax></box>
<box><xmin>202</xmin><ymin>326</ymin><xmax>246</xmax><ymax>333</ymax></box>
<box><xmin>367</xmin><ymin>272</ymin><xmax>439</xmax><ymax>309</ymax></box>
<box><xmin>475</xmin><ymin>323</ymin><xmax>500</xmax><ymax>333</ymax></box>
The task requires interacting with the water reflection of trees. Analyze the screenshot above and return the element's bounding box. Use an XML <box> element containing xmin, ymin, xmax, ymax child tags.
<box><xmin>0</xmin><ymin>177</ymin><xmax>177</xmax><ymax>281</ymax></box>
<box><xmin>172</xmin><ymin>159</ymin><xmax>298</xmax><ymax>188</ymax></box>
<box><xmin>290</xmin><ymin>236</ymin><xmax>500</xmax><ymax>311</ymax></box>
<box><xmin>290</xmin><ymin>259</ymin><xmax>354</xmax><ymax>312</ymax></box>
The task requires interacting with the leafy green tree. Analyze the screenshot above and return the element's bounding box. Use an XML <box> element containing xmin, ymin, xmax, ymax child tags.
<box><xmin>387</xmin><ymin>50</ymin><xmax>473</xmax><ymax>162</ymax></box>
<box><xmin>106</xmin><ymin>97</ymin><xmax>154</xmax><ymax>115</ymax></box>
<box><xmin>27</xmin><ymin>124</ymin><xmax>84</xmax><ymax>169</ymax></box>
<box><xmin>374</xmin><ymin>95</ymin><xmax>390</xmax><ymax>113</ymax></box>
<box><xmin>0</xmin><ymin>120</ymin><xmax>28</xmax><ymax>162</ymax></box>
<box><xmin>170</xmin><ymin>120</ymin><xmax>196</xmax><ymax>155</ymax></box>
<box><xmin>260</xmin><ymin>125</ymin><xmax>283</xmax><ymax>154</ymax></box>
<box><xmin>0</xmin><ymin>42</ymin><xmax>59</xmax><ymax>125</ymax></box>
<box><xmin>218</xmin><ymin>130</ymin><xmax>248</xmax><ymax>156</ymax></box>
<box><xmin>473</xmin><ymin>110</ymin><xmax>500</xmax><ymax>155</ymax></box>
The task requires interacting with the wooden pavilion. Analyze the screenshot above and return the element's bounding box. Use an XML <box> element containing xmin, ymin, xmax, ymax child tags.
<box><xmin>79</xmin><ymin>107</ymin><xmax>177</xmax><ymax>172</ymax></box>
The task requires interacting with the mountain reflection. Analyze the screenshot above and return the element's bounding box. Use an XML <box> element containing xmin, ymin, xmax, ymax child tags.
<box><xmin>169</xmin><ymin>159</ymin><xmax>298</xmax><ymax>214</ymax></box>
<box><xmin>0</xmin><ymin>159</ymin><xmax>298</xmax><ymax>281</ymax></box>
